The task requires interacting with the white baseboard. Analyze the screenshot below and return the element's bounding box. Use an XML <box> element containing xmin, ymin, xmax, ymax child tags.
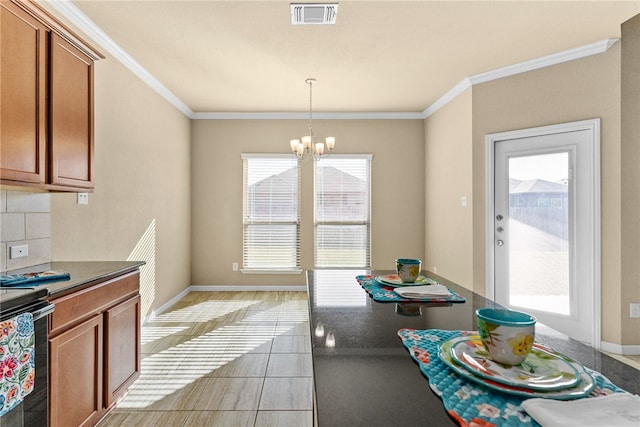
<box><xmin>142</xmin><ymin>285</ymin><xmax>307</xmax><ymax>325</ymax></box>
<box><xmin>141</xmin><ymin>287</ymin><xmax>191</xmax><ymax>325</ymax></box>
<box><xmin>600</xmin><ymin>341</ymin><xmax>640</xmax><ymax>356</ymax></box>
<box><xmin>189</xmin><ymin>285</ymin><xmax>307</xmax><ymax>292</ymax></box>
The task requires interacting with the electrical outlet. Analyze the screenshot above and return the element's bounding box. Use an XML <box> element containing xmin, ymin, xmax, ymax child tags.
<box><xmin>631</xmin><ymin>303</ymin><xmax>640</xmax><ymax>318</ymax></box>
<box><xmin>10</xmin><ymin>245</ymin><xmax>28</xmax><ymax>259</ymax></box>
<box><xmin>77</xmin><ymin>192</ymin><xmax>89</xmax><ymax>205</ymax></box>
<box><xmin>232</xmin><ymin>262</ymin><xmax>239</xmax><ymax>271</ymax></box>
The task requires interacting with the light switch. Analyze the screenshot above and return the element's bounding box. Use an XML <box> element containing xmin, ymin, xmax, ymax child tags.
<box><xmin>461</xmin><ymin>196</ymin><xmax>467</xmax><ymax>207</ymax></box>
<box><xmin>10</xmin><ymin>245</ymin><xmax>29</xmax><ymax>259</ymax></box>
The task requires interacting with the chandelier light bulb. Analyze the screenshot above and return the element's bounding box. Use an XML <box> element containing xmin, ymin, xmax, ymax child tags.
<box><xmin>325</xmin><ymin>136</ymin><xmax>335</xmax><ymax>150</ymax></box>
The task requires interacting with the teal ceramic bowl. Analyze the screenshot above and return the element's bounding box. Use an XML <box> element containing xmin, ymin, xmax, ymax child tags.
<box><xmin>395</xmin><ymin>258</ymin><xmax>421</xmax><ymax>283</ymax></box>
<box><xmin>476</xmin><ymin>308</ymin><xmax>536</xmax><ymax>365</ymax></box>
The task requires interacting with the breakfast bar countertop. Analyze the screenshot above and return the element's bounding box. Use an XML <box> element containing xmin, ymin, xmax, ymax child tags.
<box><xmin>306</xmin><ymin>269</ymin><xmax>640</xmax><ymax>427</ymax></box>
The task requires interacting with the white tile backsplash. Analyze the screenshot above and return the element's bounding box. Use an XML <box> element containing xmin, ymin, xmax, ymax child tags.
<box><xmin>26</xmin><ymin>213</ymin><xmax>51</xmax><ymax>239</ymax></box>
<box><xmin>5</xmin><ymin>238</ymin><xmax>50</xmax><ymax>270</ymax></box>
<box><xmin>0</xmin><ymin>213</ymin><xmax>25</xmax><ymax>241</ymax></box>
<box><xmin>7</xmin><ymin>191</ymin><xmax>50</xmax><ymax>213</ymax></box>
<box><xmin>0</xmin><ymin>191</ymin><xmax>51</xmax><ymax>272</ymax></box>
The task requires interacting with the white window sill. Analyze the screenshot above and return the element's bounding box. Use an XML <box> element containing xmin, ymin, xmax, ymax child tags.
<box><xmin>240</xmin><ymin>268</ymin><xmax>303</xmax><ymax>275</ymax></box>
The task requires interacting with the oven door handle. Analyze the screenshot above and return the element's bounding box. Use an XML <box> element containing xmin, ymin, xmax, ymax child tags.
<box><xmin>32</xmin><ymin>303</ymin><xmax>55</xmax><ymax>321</ymax></box>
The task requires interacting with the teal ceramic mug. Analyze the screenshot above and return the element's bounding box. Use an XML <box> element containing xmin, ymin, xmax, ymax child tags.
<box><xmin>476</xmin><ymin>308</ymin><xmax>536</xmax><ymax>365</ymax></box>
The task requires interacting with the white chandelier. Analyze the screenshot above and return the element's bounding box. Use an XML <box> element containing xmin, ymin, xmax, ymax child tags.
<box><xmin>289</xmin><ymin>78</ymin><xmax>335</xmax><ymax>160</ymax></box>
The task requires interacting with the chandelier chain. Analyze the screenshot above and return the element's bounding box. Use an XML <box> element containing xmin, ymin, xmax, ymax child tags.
<box><xmin>307</xmin><ymin>78</ymin><xmax>314</xmax><ymax>136</ymax></box>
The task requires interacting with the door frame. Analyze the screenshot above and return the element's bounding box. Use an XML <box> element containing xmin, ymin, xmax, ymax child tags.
<box><xmin>484</xmin><ymin>119</ymin><xmax>601</xmax><ymax>348</ymax></box>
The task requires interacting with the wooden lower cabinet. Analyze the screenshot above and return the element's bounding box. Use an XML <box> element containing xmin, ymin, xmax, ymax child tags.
<box><xmin>49</xmin><ymin>314</ymin><xmax>103</xmax><ymax>427</ymax></box>
<box><xmin>48</xmin><ymin>271</ymin><xmax>141</xmax><ymax>427</ymax></box>
<box><xmin>105</xmin><ymin>294</ymin><xmax>141</xmax><ymax>407</ymax></box>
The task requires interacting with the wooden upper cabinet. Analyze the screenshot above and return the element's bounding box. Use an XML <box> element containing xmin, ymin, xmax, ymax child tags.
<box><xmin>0</xmin><ymin>0</ymin><xmax>102</xmax><ymax>192</ymax></box>
<box><xmin>0</xmin><ymin>1</ymin><xmax>47</xmax><ymax>183</ymax></box>
<box><xmin>50</xmin><ymin>33</ymin><xmax>95</xmax><ymax>188</ymax></box>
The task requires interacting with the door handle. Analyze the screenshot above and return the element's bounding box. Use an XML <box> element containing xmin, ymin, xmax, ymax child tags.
<box><xmin>496</xmin><ymin>240</ymin><xmax>504</xmax><ymax>246</ymax></box>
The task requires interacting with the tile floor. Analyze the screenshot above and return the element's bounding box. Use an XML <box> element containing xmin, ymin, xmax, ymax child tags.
<box><xmin>97</xmin><ymin>291</ymin><xmax>313</xmax><ymax>427</ymax></box>
<box><xmin>604</xmin><ymin>352</ymin><xmax>640</xmax><ymax>371</ymax></box>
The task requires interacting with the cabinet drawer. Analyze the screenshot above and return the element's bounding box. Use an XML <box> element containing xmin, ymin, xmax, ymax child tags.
<box><xmin>49</xmin><ymin>271</ymin><xmax>139</xmax><ymax>336</ymax></box>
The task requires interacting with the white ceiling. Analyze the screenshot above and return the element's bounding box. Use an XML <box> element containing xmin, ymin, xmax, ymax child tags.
<box><xmin>45</xmin><ymin>1</ymin><xmax>640</xmax><ymax>115</ymax></box>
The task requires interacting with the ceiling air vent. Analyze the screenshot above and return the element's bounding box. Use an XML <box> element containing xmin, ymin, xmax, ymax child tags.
<box><xmin>291</xmin><ymin>3</ymin><xmax>338</xmax><ymax>25</ymax></box>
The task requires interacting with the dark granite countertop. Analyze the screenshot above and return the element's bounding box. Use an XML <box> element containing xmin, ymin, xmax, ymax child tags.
<box><xmin>307</xmin><ymin>269</ymin><xmax>640</xmax><ymax>427</ymax></box>
<box><xmin>3</xmin><ymin>261</ymin><xmax>145</xmax><ymax>297</ymax></box>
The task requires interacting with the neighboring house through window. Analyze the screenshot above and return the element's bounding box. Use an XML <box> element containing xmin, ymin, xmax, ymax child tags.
<box><xmin>242</xmin><ymin>154</ymin><xmax>300</xmax><ymax>272</ymax></box>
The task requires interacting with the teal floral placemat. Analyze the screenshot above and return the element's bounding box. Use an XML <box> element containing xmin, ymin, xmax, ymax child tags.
<box><xmin>356</xmin><ymin>275</ymin><xmax>466</xmax><ymax>303</ymax></box>
<box><xmin>397</xmin><ymin>328</ymin><xmax>627</xmax><ymax>427</ymax></box>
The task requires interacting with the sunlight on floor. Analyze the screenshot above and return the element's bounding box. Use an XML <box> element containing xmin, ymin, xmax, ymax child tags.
<box><xmin>140</xmin><ymin>326</ymin><xmax>190</xmax><ymax>345</ymax></box>
<box><xmin>151</xmin><ymin>300</ymin><xmax>260</xmax><ymax>324</ymax></box>
<box><xmin>118</xmin><ymin>298</ymin><xmax>308</xmax><ymax>409</ymax></box>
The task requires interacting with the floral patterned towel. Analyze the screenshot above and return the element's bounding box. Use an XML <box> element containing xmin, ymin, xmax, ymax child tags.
<box><xmin>356</xmin><ymin>275</ymin><xmax>466</xmax><ymax>303</ymax></box>
<box><xmin>397</xmin><ymin>328</ymin><xmax>626</xmax><ymax>427</ymax></box>
<box><xmin>0</xmin><ymin>313</ymin><xmax>36</xmax><ymax>416</ymax></box>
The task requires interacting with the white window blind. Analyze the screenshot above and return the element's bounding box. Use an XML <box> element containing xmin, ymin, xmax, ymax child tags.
<box><xmin>242</xmin><ymin>154</ymin><xmax>300</xmax><ymax>271</ymax></box>
<box><xmin>314</xmin><ymin>155</ymin><xmax>372</xmax><ymax>268</ymax></box>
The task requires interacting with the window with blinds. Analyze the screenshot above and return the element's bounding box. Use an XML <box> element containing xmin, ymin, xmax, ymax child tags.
<box><xmin>242</xmin><ymin>154</ymin><xmax>300</xmax><ymax>272</ymax></box>
<box><xmin>314</xmin><ymin>155</ymin><xmax>372</xmax><ymax>268</ymax></box>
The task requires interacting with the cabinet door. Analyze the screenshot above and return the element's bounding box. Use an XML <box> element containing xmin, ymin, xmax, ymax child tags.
<box><xmin>105</xmin><ymin>294</ymin><xmax>141</xmax><ymax>407</ymax></box>
<box><xmin>49</xmin><ymin>33</ymin><xmax>94</xmax><ymax>189</ymax></box>
<box><xmin>0</xmin><ymin>2</ymin><xmax>47</xmax><ymax>183</ymax></box>
<box><xmin>49</xmin><ymin>314</ymin><xmax>104</xmax><ymax>427</ymax></box>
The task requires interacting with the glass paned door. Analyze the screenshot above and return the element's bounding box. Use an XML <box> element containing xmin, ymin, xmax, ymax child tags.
<box><xmin>491</xmin><ymin>121</ymin><xmax>599</xmax><ymax>345</ymax></box>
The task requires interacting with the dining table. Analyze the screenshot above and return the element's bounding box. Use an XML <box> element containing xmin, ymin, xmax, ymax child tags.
<box><xmin>306</xmin><ymin>269</ymin><xmax>640</xmax><ymax>426</ymax></box>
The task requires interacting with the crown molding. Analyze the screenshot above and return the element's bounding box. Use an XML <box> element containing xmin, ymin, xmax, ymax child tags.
<box><xmin>36</xmin><ymin>0</ymin><xmax>194</xmax><ymax>118</ymax></box>
<box><xmin>422</xmin><ymin>78</ymin><xmax>473</xmax><ymax>118</ymax></box>
<box><xmin>40</xmin><ymin>0</ymin><xmax>618</xmax><ymax>121</ymax></box>
<box><xmin>422</xmin><ymin>38</ymin><xmax>619</xmax><ymax>119</ymax></box>
<box><xmin>191</xmin><ymin>111</ymin><xmax>424</xmax><ymax>120</ymax></box>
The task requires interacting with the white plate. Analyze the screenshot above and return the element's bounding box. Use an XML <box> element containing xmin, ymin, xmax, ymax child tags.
<box><xmin>450</xmin><ymin>336</ymin><xmax>580</xmax><ymax>391</ymax></box>
<box><xmin>374</xmin><ymin>274</ymin><xmax>431</xmax><ymax>287</ymax></box>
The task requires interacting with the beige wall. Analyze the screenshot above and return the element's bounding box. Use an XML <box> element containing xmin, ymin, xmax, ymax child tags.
<box><xmin>470</xmin><ymin>46</ymin><xmax>625</xmax><ymax>344</ymax></box>
<box><xmin>191</xmin><ymin>119</ymin><xmax>425</xmax><ymax>286</ymax></box>
<box><xmin>424</xmin><ymin>89</ymin><xmax>474</xmax><ymax>287</ymax></box>
<box><xmin>51</xmin><ymin>57</ymin><xmax>192</xmax><ymax>319</ymax></box>
<box><xmin>620</xmin><ymin>14</ymin><xmax>640</xmax><ymax>347</ymax></box>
